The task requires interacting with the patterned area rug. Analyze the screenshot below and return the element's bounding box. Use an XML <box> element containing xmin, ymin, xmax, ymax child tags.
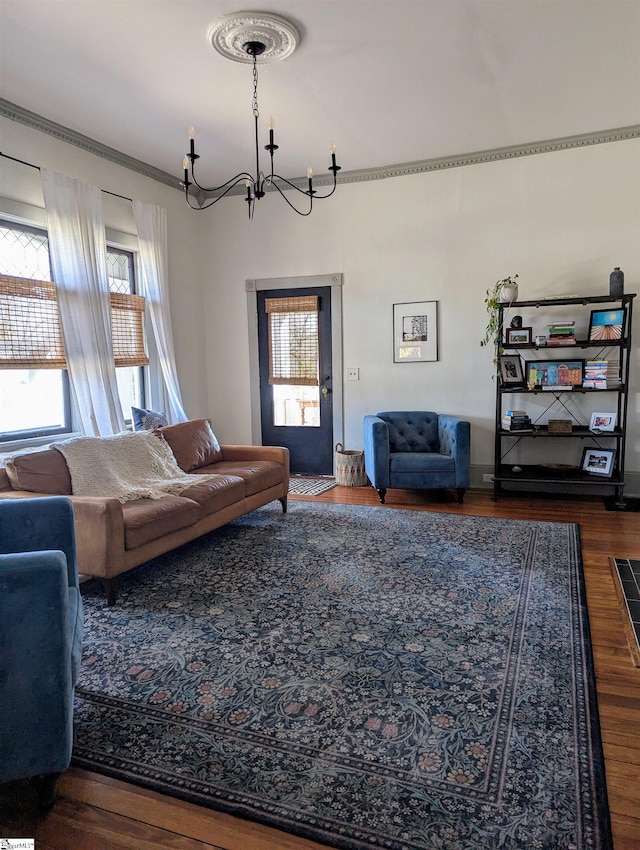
<box><xmin>74</xmin><ymin>503</ymin><xmax>611</xmax><ymax>850</ymax></box>
<box><xmin>288</xmin><ymin>476</ymin><xmax>338</xmax><ymax>495</ymax></box>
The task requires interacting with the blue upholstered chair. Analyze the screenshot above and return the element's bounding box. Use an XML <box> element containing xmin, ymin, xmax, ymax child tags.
<box><xmin>363</xmin><ymin>411</ymin><xmax>471</xmax><ymax>504</ymax></box>
<box><xmin>0</xmin><ymin>496</ymin><xmax>84</xmax><ymax>806</ymax></box>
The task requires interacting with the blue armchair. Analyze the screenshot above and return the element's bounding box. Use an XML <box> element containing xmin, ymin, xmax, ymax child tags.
<box><xmin>0</xmin><ymin>496</ymin><xmax>83</xmax><ymax>805</ymax></box>
<box><xmin>364</xmin><ymin>411</ymin><xmax>471</xmax><ymax>504</ymax></box>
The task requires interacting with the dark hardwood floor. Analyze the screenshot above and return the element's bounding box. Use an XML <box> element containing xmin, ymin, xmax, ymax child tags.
<box><xmin>1</xmin><ymin>486</ymin><xmax>639</xmax><ymax>849</ymax></box>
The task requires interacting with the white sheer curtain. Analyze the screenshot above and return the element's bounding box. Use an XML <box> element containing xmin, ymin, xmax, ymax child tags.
<box><xmin>41</xmin><ymin>169</ymin><xmax>126</xmax><ymax>436</ymax></box>
<box><xmin>132</xmin><ymin>201</ymin><xmax>187</xmax><ymax>423</ymax></box>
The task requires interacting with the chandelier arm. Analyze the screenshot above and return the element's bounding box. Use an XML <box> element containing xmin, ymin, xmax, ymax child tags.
<box><xmin>268</xmin><ymin>173</ymin><xmax>316</xmax><ymax>196</ymax></box>
<box><xmin>303</xmin><ymin>182</ymin><xmax>337</xmax><ymax>200</ymax></box>
<box><xmin>185</xmin><ymin>173</ymin><xmax>256</xmax><ymax>210</ymax></box>
<box><xmin>185</xmin><ymin>191</ymin><xmax>220</xmax><ymax>211</ymax></box>
<box><xmin>185</xmin><ymin>190</ymin><xmax>233</xmax><ymax>211</ymax></box>
<box><xmin>269</xmin><ymin>172</ymin><xmax>338</xmax><ymax>201</ymax></box>
<box><xmin>189</xmin><ymin>168</ymin><xmax>254</xmax><ymax>194</ymax></box>
<box><xmin>267</xmin><ymin>178</ymin><xmax>313</xmax><ymax>216</ymax></box>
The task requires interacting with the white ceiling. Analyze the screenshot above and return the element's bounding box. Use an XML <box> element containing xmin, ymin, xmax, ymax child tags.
<box><xmin>1</xmin><ymin>0</ymin><xmax>639</xmax><ymax>189</ymax></box>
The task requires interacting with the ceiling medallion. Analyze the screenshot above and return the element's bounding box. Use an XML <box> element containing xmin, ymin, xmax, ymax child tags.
<box><xmin>207</xmin><ymin>11</ymin><xmax>300</xmax><ymax>63</ymax></box>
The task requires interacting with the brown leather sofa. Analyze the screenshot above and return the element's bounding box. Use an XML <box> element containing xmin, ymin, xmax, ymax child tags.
<box><xmin>0</xmin><ymin>419</ymin><xmax>289</xmax><ymax>604</ymax></box>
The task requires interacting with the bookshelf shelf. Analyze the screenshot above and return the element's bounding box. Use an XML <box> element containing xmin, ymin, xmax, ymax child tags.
<box><xmin>493</xmin><ymin>292</ymin><xmax>634</xmax><ymax>506</ymax></box>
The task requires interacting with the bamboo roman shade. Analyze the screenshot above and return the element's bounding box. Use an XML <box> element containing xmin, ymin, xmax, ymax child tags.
<box><xmin>0</xmin><ymin>273</ymin><xmax>148</xmax><ymax>369</ymax></box>
<box><xmin>0</xmin><ymin>274</ymin><xmax>66</xmax><ymax>368</ymax></box>
<box><xmin>110</xmin><ymin>292</ymin><xmax>148</xmax><ymax>367</ymax></box>
<box><xmin>265</xmin><ymin>295</ymin><xmax>319</xmax><ymax>386</ymax></box>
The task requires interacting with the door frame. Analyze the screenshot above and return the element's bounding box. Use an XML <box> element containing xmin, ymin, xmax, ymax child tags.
<box><xmin>246</xmin><ymin>273</ymin><xmax>344</xmax><ymax>474</ymax></box>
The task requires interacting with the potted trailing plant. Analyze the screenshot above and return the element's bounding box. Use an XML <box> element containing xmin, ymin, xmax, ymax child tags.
<box><xmin>480</xmin><ymin>275</ymin><xmax>519</xmax><ymax>360</ymax></box>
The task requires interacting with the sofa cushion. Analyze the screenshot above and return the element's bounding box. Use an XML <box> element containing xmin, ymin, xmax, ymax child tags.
<box><xmin>121</xmin><ymin>495</ymin><xmax>200</xmax><ymax>550</ymax></box>
<box><xmin>159</xmin><ymin>419</ymin><xmax>223</xmax><ymax>472</ymax></box>
<box><xmin>5</xmin><ymin>449</ymin><xmax>72</xmax><ymax>495</ymax></box>
<box><xmin>178</xmin><ymin>474</ymin><xmax>245</xmax><ymax>517</ymax></box>
<box><xmin>198</xmin><ymin>460</ymin><xmax>284</xmax><ymax>497</ymax></box>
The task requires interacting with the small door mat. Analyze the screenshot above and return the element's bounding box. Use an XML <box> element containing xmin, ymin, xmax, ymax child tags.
<box><xmin>288</xmin><ymin>476</ymin><xmax>338</xmax><ymax>496</ymax></box>
<box><xmin>610</xmin><ymin>558</ymin><xmax>640</xmax><ymax>666</ymax></box>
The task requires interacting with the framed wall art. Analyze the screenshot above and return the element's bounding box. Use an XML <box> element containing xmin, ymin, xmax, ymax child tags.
<box><xmin>525</xmin><ymin>359</ymin><xmax>584</xmax><ymax>388</ymax></box>
<box><xmin>499</xmin><ymin>354</ymin><xmax>525</xmax><ymax>386</ymax></box>
<box><xmin>581</xmin><ymin>447</ymin><xmax>616</xmax><ymax>477</ymax></box>
<box><xmin>505</xmin><ymin>326</ymin><xmax>532</xmax><ymax>346</ymax></box>
<box><xmin>393</xmin><ymin>301</ymin><xmax>438</xmax><ymax>362</ymax></box>
<box><xmin>588</xmin><ymin>308</ymin><xmax>625</xmax><ymax>341</ymax></box>
<box><xmin>589</xmin><ymin>411</ymin><xmax>617</xmax><ymax>432</ymax></box>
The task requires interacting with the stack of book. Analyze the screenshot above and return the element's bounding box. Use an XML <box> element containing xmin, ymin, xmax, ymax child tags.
<box><xmin>583</xmin><ymin>359</ymin><xmax>608</xmax><ymax>389</ymax></box>
<box><xmin>502</xmin><ymin>409</ymin><xmax>533</xmax><ymax>431</ymax></box>
<box><xmin>607</xmin><ymin>360</ymin><xmax>620</xmax><ymax>385</ymax></box>
<box><xmin>546</xmin><ymin>320</ymin><xmax>576</xmax><ymax>345</ymax></box>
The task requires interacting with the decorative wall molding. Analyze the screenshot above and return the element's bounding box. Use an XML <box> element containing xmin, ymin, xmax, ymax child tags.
<box><xmin>0</xmin><ymin>98</ymin><xmax>179</xmax><ymax>190</ymax></box>
<box><xmin>341</xmin><ymin>125</ymin><xmax>640</xmax><ymax>186</ymax></box>
<box><xmin>2</xmin><ymin>98</ymin><xmax>639</xmax><ymax>198</ymax></box>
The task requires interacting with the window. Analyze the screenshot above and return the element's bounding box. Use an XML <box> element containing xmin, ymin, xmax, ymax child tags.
<box><xmin>106</xmin><ymin>248</ymin><xmax>146</xmax><ymax>424</ymax></box>
<box><xmin>0</xmin><ymin>220</ymin><xmax>70</xmax><ymax>441</ymax></box>
<box><xmin>264</xmin><ymin>295</ymin><xmax>320</xmax><ymax>427</ymax></box>
<box><xmin>0</xmin><ymin>220</ymin><xmax>146</xmax><ymax>442</ymax></box>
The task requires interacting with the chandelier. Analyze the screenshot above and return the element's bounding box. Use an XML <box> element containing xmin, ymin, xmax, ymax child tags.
<box><xmin>181</xmin><ymin>12</ymin><xmax>341</xmax><ymax>218</ymax></box>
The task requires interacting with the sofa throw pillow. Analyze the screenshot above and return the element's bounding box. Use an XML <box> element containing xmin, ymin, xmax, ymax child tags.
<box><xmin>132</xmin><ymin>406</ymin><xmax>169</xmax><ymax>431</ymax></box>
<box><xmin>159</xmin><ymin>419</ymin><xmax>223</xmax><ymax>472</ymax></box>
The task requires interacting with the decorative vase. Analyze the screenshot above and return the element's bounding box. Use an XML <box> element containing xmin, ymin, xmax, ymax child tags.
<box><xmin>609</xmin><ymin>267</ymin><xmax>624</xmax><ymax>298</ymax></box>
<box><xmin>498</xmin><ymin>282</ymin><xmax>519</xmax><ymax>304</ymax></box>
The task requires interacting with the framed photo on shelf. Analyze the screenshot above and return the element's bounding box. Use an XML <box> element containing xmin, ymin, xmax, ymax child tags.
<box><xmin>525</xmin><ymin>359</ymin><xmax>584</xmax><ymax>388</ymax></box>
<box><xmin>499</xmin><ymin>354</ymin><xmax>525</xmax><ymax>386</ymax></box>
<box><xmin>589</xmin><ymin>411</ymin><xmax>617</xmax><ymax>432</ymax></box>
<box><xmin>393</xmin><ymin>301</ymin><xmax>438</xmax><ymax>362</ymax></box>
<box><xmin>505</xmin><ymin>326</ymin><xmax>532</xmax><ymax>346</ymax></box>
<box><xmin>588</xmin><ymin>308</ymin><xmax>625</xmax><ymax>341</ymax></box>
<box><xmin>581</xmin><ymin>447</ymin><xmax>616</xmax><ymax>477</ymax></box>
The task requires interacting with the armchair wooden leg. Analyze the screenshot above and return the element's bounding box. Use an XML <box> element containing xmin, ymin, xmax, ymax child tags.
<box><xmin>377</xmin><ymin>488</ymin><xmax>387</xmax><ymax>504</ymax></box>
<box><xmin>456</xmin><ymin>488</ymin><xmax>465</xmax><ymax>504</ymax></box>
<box><xmin>278</xmin><ymin>496</ymin><xmax>288</xmax><ymax>514</ymax></box>
<box><xmin>31</xmin><ymin>772</ymin><xmax>60</xmax><ymax>810</ymax></box>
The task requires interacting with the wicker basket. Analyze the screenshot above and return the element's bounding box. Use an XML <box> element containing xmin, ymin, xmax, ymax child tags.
<box><xmin>335</xmin><ymin>443</ymin><xmax>367</xmax><ymax>487</ymax></box>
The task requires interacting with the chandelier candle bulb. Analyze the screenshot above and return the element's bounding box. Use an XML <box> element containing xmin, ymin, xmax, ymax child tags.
<box><xmin>183</xmin><ymin>157</ymin><xmax>189</xmax><ymax>186</ymax></box>
<box><xmin>189</xmin><ymin>127</ymin><xmax>195</xmax><ymax>157</ymax></box>
<box><xmin>307</xmin><ymin>167</ymin><xmax>313</xmax><ymax>193</ymax></box>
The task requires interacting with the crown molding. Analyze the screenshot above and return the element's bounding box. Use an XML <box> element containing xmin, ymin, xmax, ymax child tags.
<box><xmin>339</xmin><ymin>124</ymin><xmax>640</xmax><ymax>186</ymax></box>
<box><xmin>2</xmin><ymin>98</ymin><xmax>639</xmax><ymax>199</ymax></box>
<box><xmin>0</xmin><ymin>98</ymin><xmax>179</xmax><ymax>189</ymax></box>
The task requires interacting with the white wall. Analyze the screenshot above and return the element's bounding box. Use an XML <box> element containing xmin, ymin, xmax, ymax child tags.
<box><xmin>201</xmin><ymin>139</ymin><xmax>640</xmax><ymax>487</ymax></box>
<box><xmin>2</xmin><ymin>118</ymin><xmax>639</xmax><ymax>489</ymax></box>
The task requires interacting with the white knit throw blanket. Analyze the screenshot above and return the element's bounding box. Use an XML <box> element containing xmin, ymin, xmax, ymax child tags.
<box><xmin>57</xmin><ymin>431</ymin><xmax>206</xmax><ymax>503</ymax></box>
